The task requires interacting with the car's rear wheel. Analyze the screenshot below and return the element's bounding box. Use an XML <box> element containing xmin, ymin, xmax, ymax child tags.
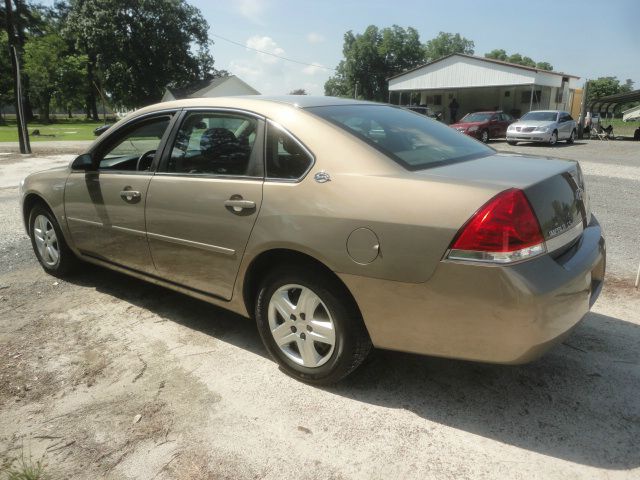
<box><xmin>255</xmin><ymin>267</ymin><xmax>371</xmax><ymax>384</ymax></box>
<box><xmin>567</xmin><ymin>129</ymin><xmax>576</xmax><ymax>144</ymax></box>
<box><xmin>29</xmin><ymin>204</ymin><xmax>77</xmax><ymax>277</ymax></box>
<box><xmin>507</xmin><ymin>140</ymin><xmax>517</xmax><ymax>146</ymax></box>
<box><xmin>549</xmin><ymin>130</ymin><xmax>558</xmax><ymax>145</ymax></box>
<box><xmin>480</xmin><ymin>129</ymin><xmax>489</xmax><ymax>143</ymax></box>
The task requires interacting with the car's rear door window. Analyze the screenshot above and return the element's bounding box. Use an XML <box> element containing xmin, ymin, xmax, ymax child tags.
<box><xmin>167</xmin><ymin>111</ymin><xmax>261</xmax><ymax>177</ymax></box>
<box><xmin>307</xmin><ymin>104</ymin><xmax>493</xmax><ymax>170</ymax></box>
<box><xmin>265</xmin><ymin>122</ymin><xmax>313</xmax><ymax>180</ymax></box>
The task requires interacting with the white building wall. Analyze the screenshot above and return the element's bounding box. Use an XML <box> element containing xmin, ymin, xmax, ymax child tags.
<box><xmin>389</xmin><ymin>55</ymin><xmax>537</xmax><ymax>91</ymax></box>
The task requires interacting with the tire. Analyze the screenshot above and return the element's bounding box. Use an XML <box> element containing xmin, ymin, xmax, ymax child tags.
<box><xmin>255</xmin><ymin>266</ymin><xmax>371</xmax><ymax>384</ymax></box>
<box><xmin>507</xmin><ymin>140</ymin><xmax>517</xmax><ymax>146</ymax></box>
<box><xmin>549</xmin><ymin>130</ymin><xmax>558</xmax><ymax>145</ymax></box>
<box><xmin>480</xmin><ymin>130</ymin><xmax>489</xmax><ymax>143</ymax></box>
<box><xmin>28</xmin><ymin>204</ymin><xmax>78</xmax><ymax>277</ymax></box>
<box><xmin>567</xmin><ymin>129</ymin><xmax>576</xmax><ymax>144</ymax></box>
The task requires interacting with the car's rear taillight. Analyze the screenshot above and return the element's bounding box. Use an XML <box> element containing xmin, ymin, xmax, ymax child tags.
<box><xmin>447</xmin><ymin>188</ymin><xmax>546</xmax><ymax>263</ymax></box>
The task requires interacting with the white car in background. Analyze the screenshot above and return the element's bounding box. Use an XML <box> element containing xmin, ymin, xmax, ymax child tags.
<box><xmin>507</xmin><ymin>110</ymin><xmax>577</xmax><ymax>146</ymax></box>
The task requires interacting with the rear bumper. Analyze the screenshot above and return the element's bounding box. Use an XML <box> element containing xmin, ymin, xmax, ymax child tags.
<box><xmin>507</xmin><ymin>131</ymin><xmax>552</xmax><ymax>143</ymax></box>
<box><xmin>339</xmin><ymin>216</ymin><xmax>606</xmax><ymax>364</ymax></box>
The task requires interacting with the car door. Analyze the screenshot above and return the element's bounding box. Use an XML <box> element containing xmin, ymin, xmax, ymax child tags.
<box><xmin>488</xmin><ymin>114</ymin><xmax>500</xmax><ymax>138</ymax></box>
<box><xmin>145</xmin><ymin>110</ymin><xmax>265</xmax><ymax>300</ymax></box>
<box><xmin>557</xmin><ymin>112</ymin><xmax>572</xmax><ymax>139</ymax></box>
<box><xmin>498</xmin><ymin>113</ymin><xmax>511</xmax><ymax>137</ymax></box>
<box><xmin>64</xmin><ymin>112</ymin><xmax>175</xmax><ymax>273</ymax></box>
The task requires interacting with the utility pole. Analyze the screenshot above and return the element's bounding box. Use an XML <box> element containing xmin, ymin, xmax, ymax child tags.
<box><xmin>577</xmin><ymin>80</ymin><xmax>589</xmax><ymax>140</ymax></box>
<box><xmin>4</xmin><ymin>0</ymin><xmax>31</xmax><ymax>153</ymax></box>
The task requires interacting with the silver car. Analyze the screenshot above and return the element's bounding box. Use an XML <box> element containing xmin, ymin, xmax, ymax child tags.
<box><xmin>507</xmin><ymin>110</ymin><xmax>577</xmax><ymax>146</ymax></box>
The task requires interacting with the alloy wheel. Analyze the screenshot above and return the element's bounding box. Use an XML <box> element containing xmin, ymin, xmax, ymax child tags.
<box><xmin>33</xmin><ymin>214</ymin><xmax>60</xmax><ymax>267</ymax></box>
<box><xmin>267</xmin><ymin>284</ymin><xmax>336</xmax><ymax>368</ymax></box>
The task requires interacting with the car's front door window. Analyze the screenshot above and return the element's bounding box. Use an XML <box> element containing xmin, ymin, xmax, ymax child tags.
<box><xmin>97</xmin><ymin>116</ymin><xmax>171</xmax><ymax>171</ymax></box>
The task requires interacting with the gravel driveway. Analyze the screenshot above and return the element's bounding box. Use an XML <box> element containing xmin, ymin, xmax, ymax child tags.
<box><xmin>1</xmin><ymin>139</ymin><xmax>638</xmax><ymax>479</ymax></box>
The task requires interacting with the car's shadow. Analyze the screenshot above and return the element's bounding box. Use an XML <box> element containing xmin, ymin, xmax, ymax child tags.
<box><xmin>68</xmin><ymin>264</ymin><xmax>639</xmax><ymax>470</ymax></box>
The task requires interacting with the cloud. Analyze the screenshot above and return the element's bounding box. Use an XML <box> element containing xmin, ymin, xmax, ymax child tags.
<box><xmin>303</xmin><ymin>63</ymin><xmax>325</xmax><ymax>76</ymax></box>
<box><xmin>246</xmin><ymin>35</ymin><xmax>285</xmax><ymax>64</ymax></box>
<box><xmin>306</xmin><ymin>32</ymin><xmax>325</xmax><ymax>44</ymax></box>
<box><xmin>235</xmin><ymin>0</ymin><xmax>267</xmax><ymax>23</ymax></box>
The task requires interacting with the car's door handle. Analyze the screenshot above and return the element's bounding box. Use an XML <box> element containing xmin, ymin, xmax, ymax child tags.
<box><xmin>120</xmin><ymin>190</ymin><xmax>142</xmax><ymax>202</ymax></box>
<box><xmin>224</xmin><ymin>199</ymin><xmax>256</xmax><ymax>210</ymax></box>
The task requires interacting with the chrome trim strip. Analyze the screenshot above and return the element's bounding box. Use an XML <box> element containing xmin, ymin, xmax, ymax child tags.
<box><xmin>67</xmin><ymin>217</ymin><xmax>103</xmax><ymax>227</ymax></box>
<box><xmin>147</xmin><ymin>232</ymin><xmax>236</xmax><ymax>256</ymax></box>
<box><xmin>545</xmin><ymin>221</ymin><xmax>584</xmax><ymax>253</ymax></box>
<box><xmin>154</xmin><ymin>172</ymin><xmax>263</xmax><ymax>182</ymax></box>
<box><xmin>111</xmin><ymin>225</ymin><xmax>147</xmax><ymax>237</ymax></box>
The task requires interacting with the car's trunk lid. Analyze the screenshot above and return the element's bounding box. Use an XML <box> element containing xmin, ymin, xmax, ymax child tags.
<box><xmin>415</xmin><ymin>153</ymin><xmax>589</xmax><ymax>250</ymax></box>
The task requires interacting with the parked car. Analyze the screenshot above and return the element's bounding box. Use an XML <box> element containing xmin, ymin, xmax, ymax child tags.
<box><xmin>93</xmin><ymin>124</ymin><xmax>112</xmax><ymax>136</ymax></box>
<box><xmin>20</xmin><ymin>96</ymin><xmax>605</xmax><ymax>384</ymax></box>
<box><xmin>507</xmin><ymin>110</ymin><xmax>577</xmax><ymax>145</ymax></box>
<box><xmin>404</xmin><ymin>105</ymin><xmax>432</xmax><ymax>116</ymax></box>
<box><xmin>449</xmin><ymin>111</ymin><xmax>515</xmax><ymax>143</ymax></box>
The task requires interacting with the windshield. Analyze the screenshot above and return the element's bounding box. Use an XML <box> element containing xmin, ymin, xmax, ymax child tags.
<box><xmin>307</xmin><ymin>105</ymin><xmax>493</xmax><ymax>170</ymax></box>
<box><xmin>461</xmin><ymin>112</ymin><xmax>493</xmax><ymax>122</ymax></box>
<box><xmin>521</xmin><ymin>111</ymin><xmax>558</xmax><ymax>122</ymax></box>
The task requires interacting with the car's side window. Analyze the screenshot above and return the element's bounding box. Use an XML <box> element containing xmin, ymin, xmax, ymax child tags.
<box><xmin>265</xmin><ymin>123</ymin><xmax>313</xmax><ymax>180</ymax></box>
<box><xmin>168</xmin><ymin>112</ymin><xmax>259</xmax><ymax>176</ymax></box>
<box><xmin>98</xmin><ymin>116</ymin><xmax>171</xmax><ymax>171</ymax></box>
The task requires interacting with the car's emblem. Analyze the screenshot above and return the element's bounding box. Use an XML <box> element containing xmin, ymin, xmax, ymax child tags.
<box><xmin>314</xmin><ymin>171</ymin><xmax>331</xmax><ymax>183</ymax></box>
<box><xmin>575</xmin><ymin>187</ymin><xmax>584</xmax><ymax>201</ymax></box>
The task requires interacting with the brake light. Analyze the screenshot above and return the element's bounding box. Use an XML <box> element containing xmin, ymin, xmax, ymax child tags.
<box><xmin>447</xmin><ymin>188</ymin><xmax>546</xmax><ymax>263</ymax></box>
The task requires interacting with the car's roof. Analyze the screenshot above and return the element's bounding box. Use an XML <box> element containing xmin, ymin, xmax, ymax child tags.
<box><xmin>128</xmin><ymin>95</ymin><xmax>382</xmax><ymax>121</ymax></box>
<box><xmin>146</xmin><ymin>95</ymin><xmax>377</xmax><ymax>111</ymax></box>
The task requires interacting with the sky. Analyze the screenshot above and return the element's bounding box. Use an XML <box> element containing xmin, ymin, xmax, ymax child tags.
<box><xmin>43</xmin><ymin>0</ymin><xmax>640</xmax><ymax>96</ymax></box>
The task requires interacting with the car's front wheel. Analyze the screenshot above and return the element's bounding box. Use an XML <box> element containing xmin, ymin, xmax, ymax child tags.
<box><xmin>255</xmin><ymin>267</ymin><xmax>371</xmax><ymax>384</ymax></box>
<box><xmin>549</xmin><ymin>130</ymin><xmax>558</xmax><ymax>145</ymax></box>
<box><xmin>507</xmin><ymin>140</ymin><xmax>517</xmax><ymax>146</ymax></box>
<box><xmin>28</xmin><ymin>204</ymin><xmax>77</xmax><ymax>276</ymax></box>
<box><xmin>480</xmin><ymin>129</ymin><xmax>489</xmax><ymax>143</ymax></box>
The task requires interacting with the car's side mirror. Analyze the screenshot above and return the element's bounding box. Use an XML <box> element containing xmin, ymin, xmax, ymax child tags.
<box><xmin>71</xmin><ymin>153</ymin><xmax>94</xmax><ymax>171</ymax></box>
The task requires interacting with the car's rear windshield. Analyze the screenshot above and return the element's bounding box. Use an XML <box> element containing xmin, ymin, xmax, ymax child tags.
<box><xmin>306</xmin><ymin>104</ymin><xmax>493</xmax><ymax>170</ymax></box>
<box><xmin>521</xmin><ymin>111</ymin><xmax>558</xmax><ymax>122</ymax></box>
<box><xmin>461</xmin><ymin>112</ymin><xmax>493</xmax><ymax>122</ymax></box>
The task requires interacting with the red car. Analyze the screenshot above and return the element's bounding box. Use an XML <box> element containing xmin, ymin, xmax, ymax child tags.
<box><xmin>450</xmin><ymin>111</ymin><xmax>515</xmax><ymax>143</ymax></box>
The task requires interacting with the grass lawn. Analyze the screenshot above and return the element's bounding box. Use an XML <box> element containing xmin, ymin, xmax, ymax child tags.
<box><xmin>0</xmin><ymin>120</ymin><xmax>107</xmax><ymax>142</ymax></box>
<box><xmin>598</xmin><ymin>118</ymin><xmax>639</xmax><ymax>137</ymax></box>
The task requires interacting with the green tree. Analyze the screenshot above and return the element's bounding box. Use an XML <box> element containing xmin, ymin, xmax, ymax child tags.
<box><xmin>324</xmin><ymin>25</ymin><xmax>425</xmax><ymax>101</ymax></box>
<box><xmin>23</xmin><ymin>32</ymin><xmax>87</xmax><ymax>122</ymax></box>
<box><xmin>587</xmin><ymin>76</ymin><xmax>623</xmax><ymax>104</ymax></box>
<box><xmin>0</xmin><ymin>31</ymin><xmax>13</xmax><ymax>123</ymax></box>
<box><xmin>423</xmin><ymin>32</ymin><xmax>474</xmax><ymax>61</ymax></box>
<box><xmin>1</xmin><ymin>0</ymin><xmax>50</xmax><ymax>120</ymax></box>
<box><xmin>65</xmin><ymin>0</ymin><xmax>216</xmax><ymax>109</ymax></box>
<box><xmin>484</xmin><ymin>49</ymin><xmax>507</xmax><ymax>61</ymax></box>
<box><xmin>535</xmin><ymin>61</ymin><xmax>554</xmax><ymax>71</ymax></box>
<box><xmin>289</xmin><ymin>88</ymin><xmax>307</xmax><ymax>95</ymax></box>
<box><xmin>485</xmin><ymin>49</ymin><xmax>553</xmax><ymax>71</ymax></box>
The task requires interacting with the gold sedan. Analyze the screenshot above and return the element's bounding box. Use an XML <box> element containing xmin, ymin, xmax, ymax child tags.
<box><xmin>20</xmin><ymin>96</ymin><xmax>606</xmax><ymax>383</ymax></box>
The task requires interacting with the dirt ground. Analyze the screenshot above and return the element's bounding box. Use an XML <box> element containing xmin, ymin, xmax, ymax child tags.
<box><xmin>1</xmin><ymin>139</ymin><xmax>639</xmax><ymax>479</ymax></box>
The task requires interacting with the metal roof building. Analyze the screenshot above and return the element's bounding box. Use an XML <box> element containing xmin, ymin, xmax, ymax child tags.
<box><xmin>388</xmin><ymin>54</ymin><xmax>581</xmax><ymax>122</ymax></box>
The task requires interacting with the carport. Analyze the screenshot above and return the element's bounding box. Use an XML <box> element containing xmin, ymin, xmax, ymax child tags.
<box><xmin>589</xmin><ymin>89</ymin><xmax>640</xmax><ymax>121</ymax></box>
<box><xmin>388</xmin><ymin>54</ymin><xmax>580</xmax><ymax>123</ymax></box>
